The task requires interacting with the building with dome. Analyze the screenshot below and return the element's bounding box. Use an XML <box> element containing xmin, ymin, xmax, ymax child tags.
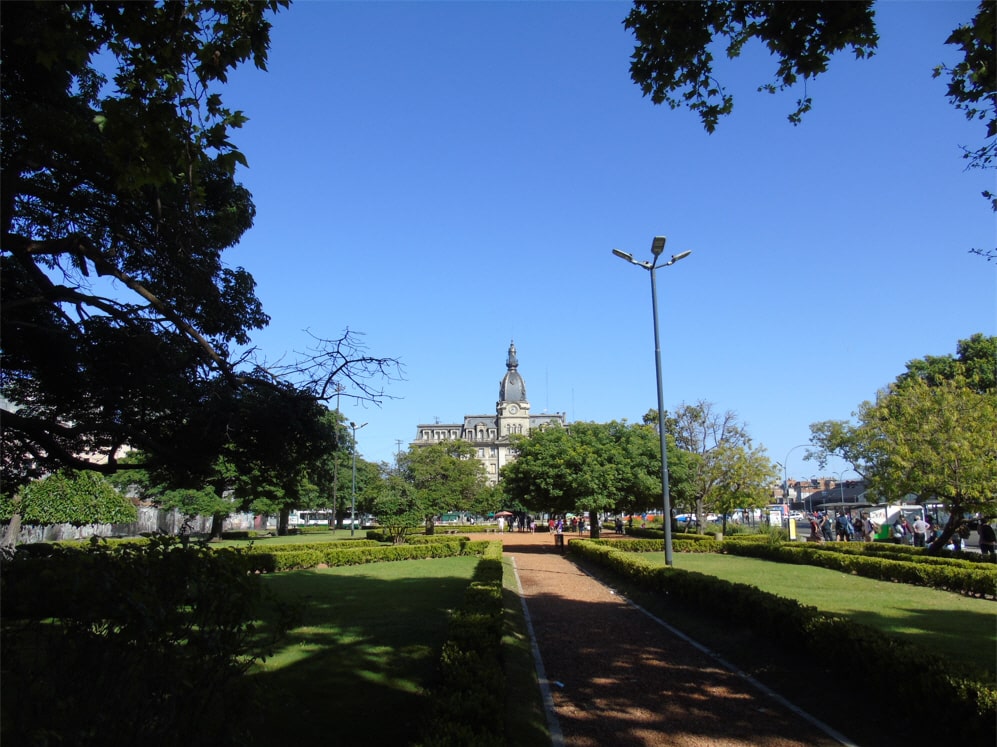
<box><xmin>411</xmin><ymin>341</ymin><xmax>566</xmax><ymax>484</ymax></box>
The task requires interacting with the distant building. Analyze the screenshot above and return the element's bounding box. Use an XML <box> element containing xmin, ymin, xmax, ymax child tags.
<box><xmin>411</xmin><ymin>341</ymin><xmax>566</xmax><ymax>484</ymax></box>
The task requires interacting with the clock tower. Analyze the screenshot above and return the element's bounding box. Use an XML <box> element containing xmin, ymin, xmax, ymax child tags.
<box><xmin>497</xmin><ymin>341</ymin><xmax>531</xmax><ymax>435</ymax></box>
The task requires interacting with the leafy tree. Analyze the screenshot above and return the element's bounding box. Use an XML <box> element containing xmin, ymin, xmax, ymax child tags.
<box><xmin>501</xmin><ymin>420</ymin><xmax>690</xmax><ymax>537</ymax></box>
<box><xmin>1</xmin><ymin>2</ymin><xmax>400</xmax><ymax>498</ymax></box>
<box><xmin>701</xmin><ymin>441</ymin><xmax>779</xmax><ymax>533</ymax></box>
<box><xmin>809</xmin><ymin>336</ymin><xmax>997</xmax><ymax>552</ymax></box>
<box><xmin>933</xmin><ymin>1</ymin><xmax>997</xmax><ymax>260</ymax></box>
<box><xmin>665</xmin><ymin>400</ymin><xmax>768</xmax><ymax>525</ymax></box>
<box><xmin>865</xmin><ymin>378</ymin><xmax>997</xmax><ymax>551</ymax></box>
<box><xmin>625</xmin><ymin>1</ymin><xmax>878</xmax><ymax>131</ymax></box>
<box><xmin>396</xmin><ymin>441</ymin><xmax>488</xmax><ymax>535</ymax></box>
<box><xmin>0</xmin><ymin>470</ymin><xmax>136</xmax><ymax>533</ymax></box>
<box><xmin>895</xmin><ymin>332</ymin><xmax>996</xmax><ymax>393</ymax></box>
<box><xmin>624</xmin><ymin>1</ymin><xmax>996</xmax><ymax>256</ymax></box>
<box><xmin>369</xmin><ymin>472</ymin><xmax>423</xmax><ymax>544</ymax></box>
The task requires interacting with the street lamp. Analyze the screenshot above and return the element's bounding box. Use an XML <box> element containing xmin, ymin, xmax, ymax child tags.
<box><xmin>779</xmin><ymin>444</ymin><xmax>810</xmax><ymax>510</ymax></box>
<box><xmin>349</xmin><ymin>421</ymin><xmax>368</xmax><ymax>537</ymax></box>
<box><xmin>612</xmin><ymin>236</ymin><xmax>691</xmax><ymax>566</ymax></box>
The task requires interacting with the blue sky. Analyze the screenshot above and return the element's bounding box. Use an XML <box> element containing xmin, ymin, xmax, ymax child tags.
<box><xmin>223</xmin><ymin>1</ymin><xmax>995</xmax><ymax>481</ymax></box>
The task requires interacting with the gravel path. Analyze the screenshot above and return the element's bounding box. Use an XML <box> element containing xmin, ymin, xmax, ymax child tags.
<box><xmin>473</xmin><ymin>530</ymin><xmax>849</xmax><ymax>747</ymax></box>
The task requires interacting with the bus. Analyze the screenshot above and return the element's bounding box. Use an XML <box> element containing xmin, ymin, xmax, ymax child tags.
<box><xmin>818</xmin><ymin>502</ymin><xmax>925</xmax><ymax>541</ymax></box>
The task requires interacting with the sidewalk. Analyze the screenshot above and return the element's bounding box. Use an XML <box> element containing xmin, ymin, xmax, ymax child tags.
<box><xmin>483</xmin><ymin>530</ymin><xmax>850</xmax><ymax>747</ymax></box>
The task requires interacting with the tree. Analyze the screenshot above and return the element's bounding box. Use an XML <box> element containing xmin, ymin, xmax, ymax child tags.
<box><xmin>701</xmin><ymin>441</ymin><xmax>779</xmax><ymax>533</ymax></box>
<box><xmin>895</xmin><ymin>332</ymin><xmax>996</xmax><ymax>393</ymax></box>
<box><xmin>624</xmin><ymin>1</ymin><xmax>996</xmax><ymax>256</ymax></box>
<box><xmin>625</xmin><ymin>1</ymin><xmax>878</xmax><ymax>132</ymax></box>
<box><xmin>369</xmin><ymin>471</ymin><xmax>424</xmax><ymax>544</ymax></box>
<box><xmin>0</xmin><ymin>470</ymin><xmax>136</xmax><ymax>532</ymax></box>
<box><xmin>1</xmin><ymin>2</ymin><xmax>401</xmax><ymax>496</ymax></box>
<box><xmin>809</xmin><ymin>336</ymin><xmax>997</xmax><ymax>552</ymax></box>
<box><xmin>501</xmin><ymin>420</ymin><xmax>690</xmax><ymax>537</ymax></box>
<box><xmin>665</xmin><ymin>400</ymin><xmax>767</xmax><ymax>526</ymax></box>
<box><xmin>396</xmin><ymin>441</ymin><xmax>488</xmax><ymax>535</ymax></box>
<box><xmin>865</xmin><ymin>378</ymin><xmax>997</xmax><ymax>551</ymax></box>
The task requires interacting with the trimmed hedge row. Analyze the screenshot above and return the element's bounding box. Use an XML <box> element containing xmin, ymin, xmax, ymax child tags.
<box><xmin>417</xmin><ymin>541</ymin><xmax>506</xmax><ymax>747</ymax></box>
<box><xmin>723</xmin><ymin>540</ymin><xmax>997</xmax><ymax>598</ymax></box>
<box><xmin>820</xmin><ymin>540</ymin><xmax>993</xmax><ymax>567</ymax></box>
<box><xmin>245</xmin><ymin>539</ymin><xmax>490</xmax><ymax>572</ymax></box>
<box><xmin>568</xmin><ymin>540</ymin><xmax>996</xmax><ymax>745</ymax></box>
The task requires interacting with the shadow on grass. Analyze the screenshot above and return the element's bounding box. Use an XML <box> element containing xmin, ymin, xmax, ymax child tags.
<box><xmin>248</xmin><ymin>558</ymin><xmax>477</xmax><ymax>745</ymax></box>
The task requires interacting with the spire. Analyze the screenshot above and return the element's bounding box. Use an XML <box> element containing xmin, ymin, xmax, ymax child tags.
<box><xmin>498</xmin><ymin>340</ymin><xmax>527</xmax><ymax>403</ymax></box>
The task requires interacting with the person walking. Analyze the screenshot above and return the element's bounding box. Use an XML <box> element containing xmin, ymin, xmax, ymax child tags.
<box><xmin>978</xmin><ymin>518</ymin><xmax>996</xmax><ymax>560</ymax></box>
<box><xmin>892</xmin><ymin>515</ymin><xmax>907</xmax><ymax>544</ymax></box>
<box><xmin>912</xmin><ymin>515</ymin><xmax>928</xmax><ymax>547</ymax></box>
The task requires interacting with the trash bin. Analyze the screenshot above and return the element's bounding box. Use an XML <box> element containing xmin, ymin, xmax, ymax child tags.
<box><xmin>554</xmin><ymin>533</ymin><xmax>565</xmax><ymax>551</ymax></box>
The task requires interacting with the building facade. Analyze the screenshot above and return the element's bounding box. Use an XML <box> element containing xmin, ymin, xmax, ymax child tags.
<box><xmin>411</xmin><ymin>341</ymin><xmax>566</xmax><ymax>484</ymax></box>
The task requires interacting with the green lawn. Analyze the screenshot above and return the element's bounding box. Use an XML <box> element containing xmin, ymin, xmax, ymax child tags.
<box><xmin>249</xmin><ymin>556</ymin><xmax>479</xmax><ymax>745</ymax></box>
<box><xmin>633</xmin><ymin>551</ymin><xmax>996</xmax><ymax>682</ymax></box>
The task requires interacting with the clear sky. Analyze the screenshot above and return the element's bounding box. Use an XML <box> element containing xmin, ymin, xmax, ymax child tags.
<box><xmin>222</xmin><ymin>1</ymin><xmax>995</xmax><ymax>481</ymax></box>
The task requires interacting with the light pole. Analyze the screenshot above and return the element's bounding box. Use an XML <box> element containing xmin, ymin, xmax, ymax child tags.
<box><xmin>779</xmin><ymin>444</ymin><xmax>810</xmax><ymax>510</ymax></box>
<box><xmin>612</xmin><ymin>236</ymin><xmax>691</xmax><ymax>566</ymax></box>
<box><xmin>349</xmin><ymin>421</ymin><xmax>368</xmax><ymax>537</ymax></box>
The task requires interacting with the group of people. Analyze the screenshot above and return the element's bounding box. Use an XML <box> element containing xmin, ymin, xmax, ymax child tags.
<box><xmin>808</xmin><ymin>510</ymin><xmax>878</xmax><ymax>543</ymax></box>
<box><xmin>805</xmin><ymin>509</ymin><xmax>997</xmax><ymax>558</ymax></box>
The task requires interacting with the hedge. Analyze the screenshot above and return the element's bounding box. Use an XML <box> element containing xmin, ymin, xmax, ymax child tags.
<box><xmin>568</xmin><ymin>539</ymin><xmax>996</xmax><ymax>745</ymax></box>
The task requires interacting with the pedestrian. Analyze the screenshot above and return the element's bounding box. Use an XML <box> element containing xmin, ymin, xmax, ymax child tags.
<box><xmin>912</xmin><ymin>515</ymin><xmax>928</xmax><ymax>547</ymax></box>
<box><xmin>808</xmin><ymin>513</ymin><xmax>823</xmax><ymax>543</ymax></box>
<box><xmin>860</xmin><ymin>512</ymin><xmax>876</xmax><ymax>542</ymax></box>
<box><xmin>978</xmin><ymin>518</ymin><xmax>996</xmax><ymax>560</ymax></box>
<box><xmin>835</xmin><ymin>511</ymin><xmax>854</xmax><ymax>542</ymax></box>
<box><xmin>900</xmin><ymin>516</ymin><xmax>914</xmax><ymax>545</ymax></box>
<box><xmin>892</xmin><ymin>515</ymin><xmax>906</xmax><ymax>544</ymax></box>
<box><xmin>819</xmin><ymin>512</ymin><xmax>833</xmax><ymax>542</ymax></box>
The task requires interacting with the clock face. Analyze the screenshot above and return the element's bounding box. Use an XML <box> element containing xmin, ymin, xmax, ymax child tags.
<box><xmin>508</xmin><ymin>404</ymin><xmax>518</xmax><ymax>414</ymax></box>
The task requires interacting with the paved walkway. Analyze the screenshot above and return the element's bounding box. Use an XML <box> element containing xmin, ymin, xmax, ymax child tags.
<box><xmin>474</xmin><ymin>530</ymin><xmax>852</xmax><ymax>747</ymax></box>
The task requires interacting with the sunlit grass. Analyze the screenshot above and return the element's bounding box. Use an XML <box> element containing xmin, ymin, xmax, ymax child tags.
<box><xmin>631</xmin><ymin>551</ymin><xmax>995</xmax><ymax>682</ymax></box>
<box><xmin>248</xmin><ymin>557</ymin><xmax>478</xmax><ymax>744</ymax></box>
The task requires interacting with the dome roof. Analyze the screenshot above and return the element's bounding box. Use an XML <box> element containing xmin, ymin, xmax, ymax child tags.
<box><xmin>498</xmin><ymin>341</ymin><xmax>527</xmax><ymax>403</ymax></box>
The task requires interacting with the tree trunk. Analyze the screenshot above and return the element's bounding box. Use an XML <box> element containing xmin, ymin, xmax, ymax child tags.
<box><xmin>209</xmin><ymin>512</ymin><xmax>225</xmax><ymax>540</ymax></box>
<box><xmin>277</xmin><ymin>507</ymin><xmax>290</xmax><ymax>536</ymax></box>
<box><xmin>589</xmin><ymin>509</ymin><xmax>600</xmax><ymax>539</ymax></box>
<box><xmin>1</xmin><ymin>509</ymin><xmax>22</xmax><ymax>552</ymax></box>
<box><xmin>425</xmin><ymin>517</ymin><xmax>435</xmax><ymax>536</ymax></box>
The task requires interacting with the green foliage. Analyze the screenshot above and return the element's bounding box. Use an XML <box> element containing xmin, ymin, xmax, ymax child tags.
<box><xmin>0</xmin><ymin>471</ymin><xmax>136</xmax><ymax>526</ymax></box>
<box><xmin>809</xmin><ymin>336</ymin><xmax>997</xmax><ymax>550</ymax></box>
<box><xmin>418</xmin><ymin>542</ymin><xmax>506</xmax><ymax>747</ymax></box>
<box><xmin>570</xmin><ymin>539</ymin><xmax>996</xmax><ymax>744</ymax></box>
<box><xmin>722</xmin><ymin>539</ymin><xmax>997</xmax><ymax>597</ymax></box>
<box><xmin>502</xmin><ymin>420</ymin><xmax>690</xmax><ymax>524</ymax></box>
<box><xmin>1</xmin><ymin>537</ymin><xmax>288</xmax><ymax>746</ymax></box>
<box><xmin>624</xmin><ymin>1</ymin><xmax>878</xmax><ymax>131</ymax></box>
<box><xmin>396</xmin><ymin>441</ymin><xmax>489</xmax><ymax>532</ymax></box>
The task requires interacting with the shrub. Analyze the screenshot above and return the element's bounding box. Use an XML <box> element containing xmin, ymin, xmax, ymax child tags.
<box><xmin>1</xmin><ymin>537</ymin><xmax>289</xmax><ymax>746</ymax></box>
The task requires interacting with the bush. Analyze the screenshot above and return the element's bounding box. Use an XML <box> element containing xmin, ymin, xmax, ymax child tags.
<box><xmin>1</xmin><ymin>537</ymin><xmax>288</xmax><ymax>747</ymax></box>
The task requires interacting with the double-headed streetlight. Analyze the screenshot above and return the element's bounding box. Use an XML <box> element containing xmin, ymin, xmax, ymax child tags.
<box><xmin>612</xmin><ymin>236</ymin><xmax>691</xmax><ymax>566</ymax></box>
<box><xmin>349</xmin><ymin>421</ymin><xmax>368</xmax><ymax>537</ymax></box>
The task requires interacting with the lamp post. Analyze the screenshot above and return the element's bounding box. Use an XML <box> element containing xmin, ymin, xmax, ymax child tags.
<box><xmin>349</xmin><ymin>421</ymin><xmax>368</xmax><ymax>537</ymax></box>
<box><xmin>612</xmin><ymin>236</ymin><xmax>691</xmax><ymax>566</ymax></box>
<box><xmin>779</xmin><ymin>444</ymin><xmax>810</xmax><ymax>511</ymax></box>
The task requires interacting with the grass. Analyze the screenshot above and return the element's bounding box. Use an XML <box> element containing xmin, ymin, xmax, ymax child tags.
<box><xmin>574</xmin><ymin>550</ymin><xmax>996</xmax><ymax>747</ymax></box>
<box><xmin>632</xmin><ymin>551</ymin><xmax>996</xmax><ymax>682</ymax></box>
<box><xmin>244</xmin><ymin>549</ymin><xmax>550</xmax><ymax>746</ymax></box>
<box><xmin>249</xmin><ymin>556</ymin><xmax>479</xmax><ymax>745</ymax></box>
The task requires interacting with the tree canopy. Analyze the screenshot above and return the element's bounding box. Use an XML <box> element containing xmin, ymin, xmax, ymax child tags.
<box><xmin>1</xmin><ymin>2</ymin><xmax>400</xmax><ymax>495</ymax></box>
<box><xmin>395</xmin><ymin>441</ymin><xmax>488</xmax><ymax>534</ymax></box>
<box><xmin>624</xmin><ymin>0</ymin><xmax>996</xmax><ymax>257</ymax></box>
<box><xmin>809</xmin><ymin>335</ymin><xmax>997</xmax><ymax>551</ymax></box>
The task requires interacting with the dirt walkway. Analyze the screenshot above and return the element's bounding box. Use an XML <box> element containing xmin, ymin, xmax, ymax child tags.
<box><xmin>469</xmin><ymin>530</ymin><xmax>849</xmax><ymax>747</ymax></box>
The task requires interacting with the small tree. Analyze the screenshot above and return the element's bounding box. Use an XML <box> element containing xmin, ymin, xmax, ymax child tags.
<box><xmin>1</xmin><ymin>471</ymin><xmax>137</xmax><ymax>546</ymax></box>
<box><xmin>396</xmin><ymin>441</ymin><xmax>488</xmax><ymax>535</ymax></box>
